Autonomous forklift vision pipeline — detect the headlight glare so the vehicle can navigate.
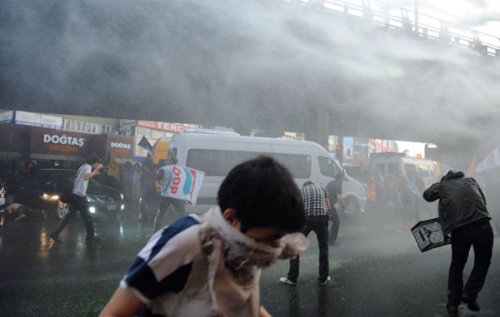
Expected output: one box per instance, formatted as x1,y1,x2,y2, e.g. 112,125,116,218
41,193,60,201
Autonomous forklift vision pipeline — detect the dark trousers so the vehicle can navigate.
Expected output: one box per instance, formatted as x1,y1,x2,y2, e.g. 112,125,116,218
287,215,329,282
51,193,94,238
154,196,185,232
448,220,493,306
329,207,340,244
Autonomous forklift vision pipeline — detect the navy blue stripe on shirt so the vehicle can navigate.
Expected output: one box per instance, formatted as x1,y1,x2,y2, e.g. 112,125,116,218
126,258,193,298
125,216,200,299
150,216,199,261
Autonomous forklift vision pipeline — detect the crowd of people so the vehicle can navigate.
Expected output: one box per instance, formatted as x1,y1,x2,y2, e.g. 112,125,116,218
365,168,432,223
1,153,495,317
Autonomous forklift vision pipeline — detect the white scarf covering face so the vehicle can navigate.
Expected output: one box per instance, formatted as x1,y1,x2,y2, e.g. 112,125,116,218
198,207,308,317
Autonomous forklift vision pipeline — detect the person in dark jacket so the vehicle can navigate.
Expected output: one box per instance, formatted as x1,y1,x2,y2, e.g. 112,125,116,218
326,172,347,245
423,170,493,317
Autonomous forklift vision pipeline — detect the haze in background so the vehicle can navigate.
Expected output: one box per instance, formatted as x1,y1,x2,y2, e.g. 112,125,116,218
385,0,500,35
1,0,500,166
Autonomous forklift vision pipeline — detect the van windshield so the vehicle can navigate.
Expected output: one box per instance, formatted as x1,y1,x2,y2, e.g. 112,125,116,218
318,156,340,178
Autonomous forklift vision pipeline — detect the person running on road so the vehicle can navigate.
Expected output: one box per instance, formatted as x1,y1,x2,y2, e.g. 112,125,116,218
423,170,493,317
49,157,103,242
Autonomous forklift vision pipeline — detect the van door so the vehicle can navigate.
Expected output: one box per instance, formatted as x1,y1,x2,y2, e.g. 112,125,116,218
317,156,341,186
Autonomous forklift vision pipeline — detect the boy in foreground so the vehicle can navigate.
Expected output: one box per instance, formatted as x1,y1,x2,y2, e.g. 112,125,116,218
99,156,308,317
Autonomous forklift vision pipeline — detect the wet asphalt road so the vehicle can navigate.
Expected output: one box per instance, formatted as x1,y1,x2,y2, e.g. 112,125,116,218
1,207,499,317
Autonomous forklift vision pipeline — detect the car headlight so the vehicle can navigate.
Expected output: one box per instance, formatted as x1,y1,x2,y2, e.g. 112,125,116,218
86,196,95,203
89,206,96,214
41,193,60,201
120,193,124,201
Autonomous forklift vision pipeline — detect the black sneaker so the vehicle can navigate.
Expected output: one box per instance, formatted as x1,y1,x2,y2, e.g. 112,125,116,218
461,295,480,312
446,304,459,317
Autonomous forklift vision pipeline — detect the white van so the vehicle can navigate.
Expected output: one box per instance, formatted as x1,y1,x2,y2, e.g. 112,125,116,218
170,131,367,214
369,152,443,188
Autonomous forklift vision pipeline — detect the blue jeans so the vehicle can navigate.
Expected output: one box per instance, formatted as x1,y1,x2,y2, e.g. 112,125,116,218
448,220,493,306
287,216,329,282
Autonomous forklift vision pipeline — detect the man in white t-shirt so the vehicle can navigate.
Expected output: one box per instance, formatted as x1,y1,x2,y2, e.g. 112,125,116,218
49,157,103,242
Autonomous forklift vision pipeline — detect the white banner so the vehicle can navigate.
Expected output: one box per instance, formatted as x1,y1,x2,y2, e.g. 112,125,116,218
0,111,13,124
15,111,63,129
161,165,205,205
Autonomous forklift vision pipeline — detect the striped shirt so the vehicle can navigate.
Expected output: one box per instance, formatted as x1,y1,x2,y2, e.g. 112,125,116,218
120,213,262,317
122,215,203,316
301,183,329,217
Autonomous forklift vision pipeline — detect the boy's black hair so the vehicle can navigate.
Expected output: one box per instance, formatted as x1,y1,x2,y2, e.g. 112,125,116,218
217,155,305,233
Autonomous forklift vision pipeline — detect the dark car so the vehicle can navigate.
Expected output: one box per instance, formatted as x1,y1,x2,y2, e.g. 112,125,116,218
16,168,125,222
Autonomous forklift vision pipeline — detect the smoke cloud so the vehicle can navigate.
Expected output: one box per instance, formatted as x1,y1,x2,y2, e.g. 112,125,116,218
1,0,500,166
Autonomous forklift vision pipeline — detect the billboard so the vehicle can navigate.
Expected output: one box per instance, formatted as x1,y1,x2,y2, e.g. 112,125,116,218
106,134,135,160
0,111,14,124
30,128,90,157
